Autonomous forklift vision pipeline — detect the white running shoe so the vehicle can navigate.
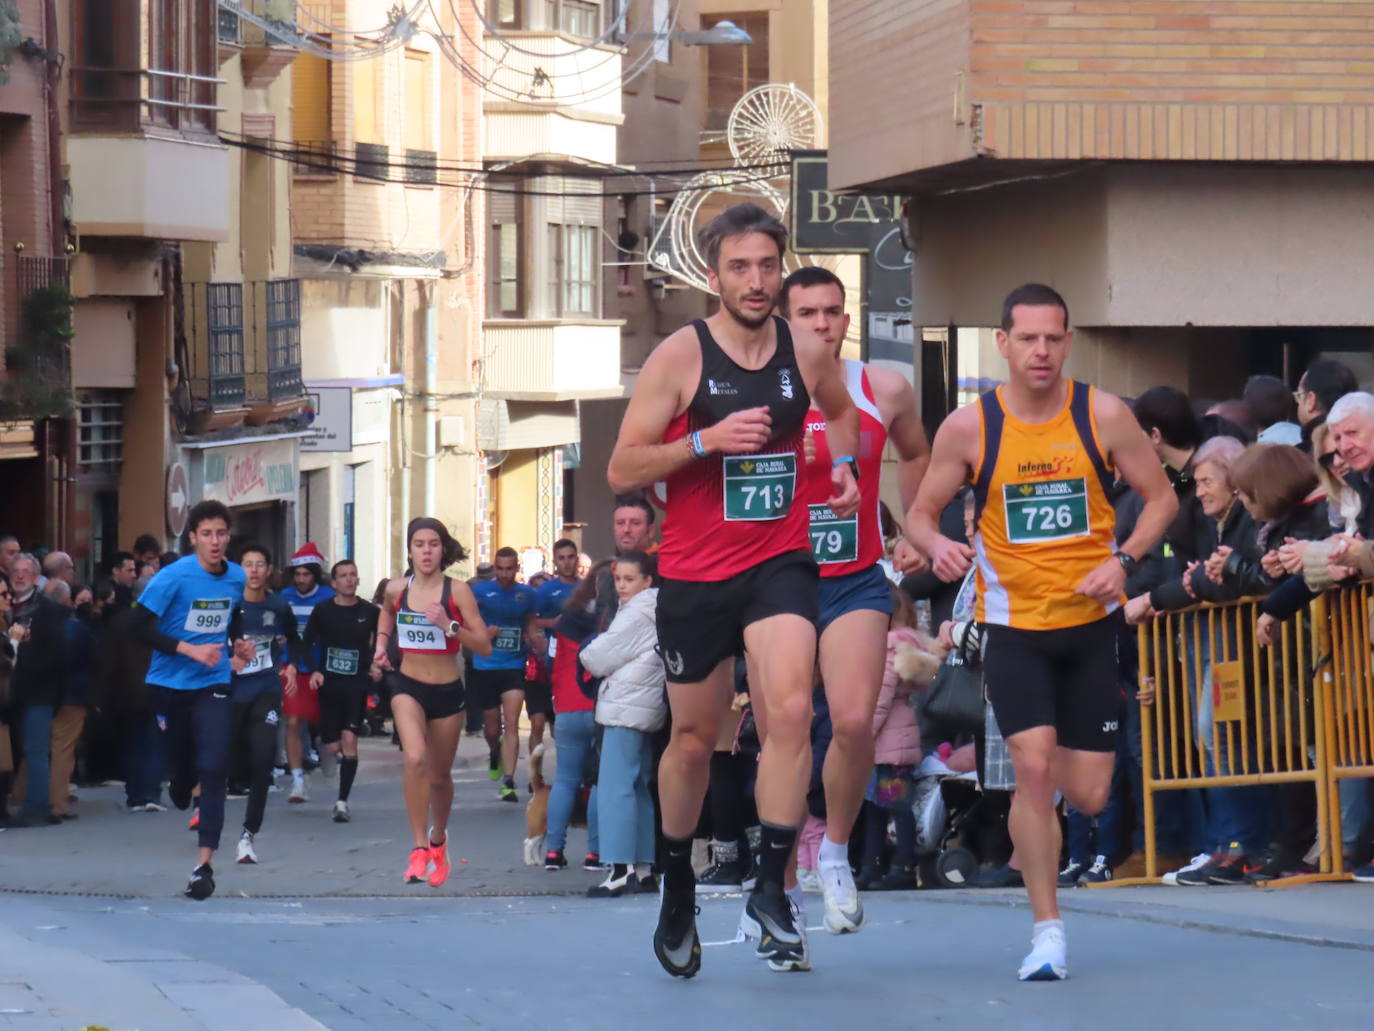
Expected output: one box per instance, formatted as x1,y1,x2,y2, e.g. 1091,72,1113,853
288,779,309,804
1162,852,1211,886
819,859,864,934
332,800,350,823
1018,925,1067,981
236,830,258,864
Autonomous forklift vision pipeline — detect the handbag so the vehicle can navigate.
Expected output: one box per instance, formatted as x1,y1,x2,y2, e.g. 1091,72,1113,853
921,628,984,733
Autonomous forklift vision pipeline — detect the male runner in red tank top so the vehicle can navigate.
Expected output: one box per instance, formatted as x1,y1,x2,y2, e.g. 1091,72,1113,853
609,204,860,978
778,267,930,935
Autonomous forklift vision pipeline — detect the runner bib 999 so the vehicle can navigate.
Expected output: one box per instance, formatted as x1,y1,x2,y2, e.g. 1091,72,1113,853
808,504,859,564
396,612,446,651
492,626,522,652
184,599,232,634
325,647,361,676
1002,478,1090,544
723,453,796,522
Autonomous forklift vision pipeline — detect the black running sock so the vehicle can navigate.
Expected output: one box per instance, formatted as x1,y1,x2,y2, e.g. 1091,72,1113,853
610,862,629,880
338,757,358,801
758,822,799,896
663,834,695,893
503,775,515,789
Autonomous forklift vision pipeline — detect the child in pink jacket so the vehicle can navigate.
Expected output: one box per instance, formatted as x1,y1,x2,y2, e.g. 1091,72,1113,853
856,591,940,891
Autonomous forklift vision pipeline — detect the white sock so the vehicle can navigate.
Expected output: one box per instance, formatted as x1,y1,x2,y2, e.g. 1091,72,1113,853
1032,919,1065,940
291,769,304,782
818,835,848,867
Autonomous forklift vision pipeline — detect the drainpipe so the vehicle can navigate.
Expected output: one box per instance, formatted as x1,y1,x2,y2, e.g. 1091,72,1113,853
423,281,438,517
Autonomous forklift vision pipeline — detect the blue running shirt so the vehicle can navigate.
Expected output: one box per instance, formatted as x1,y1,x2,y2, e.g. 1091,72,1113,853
138,555,247,690
471,580,536,671
534,577,581,654
229,593,299,702
280,583,336,672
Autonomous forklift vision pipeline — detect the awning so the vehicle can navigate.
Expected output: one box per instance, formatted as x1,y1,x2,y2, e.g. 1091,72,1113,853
477,399,580,451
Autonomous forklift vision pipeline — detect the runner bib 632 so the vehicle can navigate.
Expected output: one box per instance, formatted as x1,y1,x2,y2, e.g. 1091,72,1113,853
325,647,361,676
723,453,796,522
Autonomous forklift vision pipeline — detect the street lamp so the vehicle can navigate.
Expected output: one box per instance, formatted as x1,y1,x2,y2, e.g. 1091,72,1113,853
628,20,753,47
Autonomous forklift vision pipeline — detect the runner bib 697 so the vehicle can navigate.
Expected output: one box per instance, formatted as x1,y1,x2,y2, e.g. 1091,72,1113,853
492,626,522,652
1002,478,1090,544
325,647,361,676
396,612,446,651
723,453,796,522
808,504,859,564
184,598,231,634
241,637,273,675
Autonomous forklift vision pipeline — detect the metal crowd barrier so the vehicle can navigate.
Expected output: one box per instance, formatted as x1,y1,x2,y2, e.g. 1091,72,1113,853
1128,594,1342,885
1321,582,1374,877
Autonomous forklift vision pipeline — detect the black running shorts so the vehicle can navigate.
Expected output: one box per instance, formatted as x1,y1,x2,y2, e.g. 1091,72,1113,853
982,614,1123,753
318,678,370,744
657,548,819,685
389,672,465,721
467,667,526,712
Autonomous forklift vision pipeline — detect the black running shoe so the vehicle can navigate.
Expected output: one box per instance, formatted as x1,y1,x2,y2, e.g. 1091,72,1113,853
185,863,215,901
652,888,701,979
695,859,747,893
545,848,567,871
740,890,809,972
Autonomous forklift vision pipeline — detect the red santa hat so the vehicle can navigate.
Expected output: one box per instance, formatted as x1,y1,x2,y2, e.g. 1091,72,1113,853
289,542,327,568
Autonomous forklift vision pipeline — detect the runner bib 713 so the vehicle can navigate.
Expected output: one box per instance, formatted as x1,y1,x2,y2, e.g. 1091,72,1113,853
723,453,796,522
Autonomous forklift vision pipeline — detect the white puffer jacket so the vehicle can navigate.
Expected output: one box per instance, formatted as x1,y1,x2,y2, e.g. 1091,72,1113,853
579,588,667,733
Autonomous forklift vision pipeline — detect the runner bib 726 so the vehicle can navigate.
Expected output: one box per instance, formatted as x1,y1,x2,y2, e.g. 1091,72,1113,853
396,612,446,651
807,504,859,564
184,599,232,634
723,453,796,522
1002,478,1090,544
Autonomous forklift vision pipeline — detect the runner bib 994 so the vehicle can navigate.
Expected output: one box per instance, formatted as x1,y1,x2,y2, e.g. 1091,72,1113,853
808,504,859,564
396,612,446,651
184,599,232,633
723,454,796,521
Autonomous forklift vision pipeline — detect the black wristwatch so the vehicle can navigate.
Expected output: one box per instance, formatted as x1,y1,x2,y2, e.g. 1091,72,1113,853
1116,552,1139,575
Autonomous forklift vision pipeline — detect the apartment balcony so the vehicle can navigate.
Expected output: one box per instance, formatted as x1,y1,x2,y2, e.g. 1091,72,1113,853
482,35,622,165
184,278,305,429
481,320,624,401
68,65,230,241
217,0,299,87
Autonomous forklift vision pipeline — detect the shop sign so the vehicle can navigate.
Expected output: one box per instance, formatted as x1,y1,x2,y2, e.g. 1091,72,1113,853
301,385,354,453
203,438,297,507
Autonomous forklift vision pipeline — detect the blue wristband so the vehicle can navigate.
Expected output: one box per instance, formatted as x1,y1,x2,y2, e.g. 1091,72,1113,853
831,455,856,467
689,430,709,459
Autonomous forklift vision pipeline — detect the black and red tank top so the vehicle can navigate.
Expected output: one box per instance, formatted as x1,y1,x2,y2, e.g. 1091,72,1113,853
658,316,812,581
395,576,463,656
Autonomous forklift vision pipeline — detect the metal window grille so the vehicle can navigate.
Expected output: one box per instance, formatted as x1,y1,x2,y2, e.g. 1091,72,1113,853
206,282,246,407
354,141,390,182
291,139,338,177
265,278,303,401
217,8,240,43
78,391,126,471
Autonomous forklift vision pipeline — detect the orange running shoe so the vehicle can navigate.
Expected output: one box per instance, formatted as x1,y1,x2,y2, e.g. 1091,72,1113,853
404,846,430,884
428,838,451,888
187,809,200,830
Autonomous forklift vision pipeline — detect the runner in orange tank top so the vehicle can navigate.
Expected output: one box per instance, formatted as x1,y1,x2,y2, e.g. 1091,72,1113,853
906,284,1176,983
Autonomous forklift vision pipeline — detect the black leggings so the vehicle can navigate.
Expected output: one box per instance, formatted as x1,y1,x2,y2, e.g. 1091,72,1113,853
232,690,281,836
153,685,231,851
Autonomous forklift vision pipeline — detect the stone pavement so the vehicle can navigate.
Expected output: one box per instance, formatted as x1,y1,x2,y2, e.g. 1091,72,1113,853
2,731,1374,1029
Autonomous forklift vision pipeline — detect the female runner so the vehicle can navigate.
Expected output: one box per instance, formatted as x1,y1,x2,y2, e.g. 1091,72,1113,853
374,518,492,885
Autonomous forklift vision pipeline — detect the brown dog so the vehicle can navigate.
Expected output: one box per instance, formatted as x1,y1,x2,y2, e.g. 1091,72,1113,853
523,740,553,866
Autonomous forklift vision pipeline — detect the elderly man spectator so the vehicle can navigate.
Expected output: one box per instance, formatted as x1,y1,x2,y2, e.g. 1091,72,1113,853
4,554,67,827
42,551,75,588
1245,374,1302,445
1295,359,1359,452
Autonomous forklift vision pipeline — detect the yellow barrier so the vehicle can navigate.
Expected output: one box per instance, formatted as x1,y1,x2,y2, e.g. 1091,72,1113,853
1130,594,1341,885
1321,581,1374,877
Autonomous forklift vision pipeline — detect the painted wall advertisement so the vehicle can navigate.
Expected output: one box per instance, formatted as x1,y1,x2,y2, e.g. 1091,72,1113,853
201,438,297,507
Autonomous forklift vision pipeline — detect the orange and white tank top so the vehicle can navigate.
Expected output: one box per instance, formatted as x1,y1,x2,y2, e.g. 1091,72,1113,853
971,380,1118,631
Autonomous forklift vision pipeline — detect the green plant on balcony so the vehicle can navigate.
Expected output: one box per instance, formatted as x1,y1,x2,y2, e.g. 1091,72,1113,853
1,285,76,422
0,0,22,85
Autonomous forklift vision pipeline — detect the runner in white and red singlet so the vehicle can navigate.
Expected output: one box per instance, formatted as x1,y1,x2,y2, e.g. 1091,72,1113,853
778,266,929,936
609,203,861,979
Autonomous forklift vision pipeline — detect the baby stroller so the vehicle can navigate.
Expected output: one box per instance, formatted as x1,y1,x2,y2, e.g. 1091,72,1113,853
911,755,985,888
